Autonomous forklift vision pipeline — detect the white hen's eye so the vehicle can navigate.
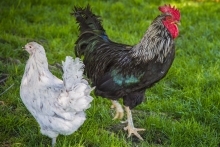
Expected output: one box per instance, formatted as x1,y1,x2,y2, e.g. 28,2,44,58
29,46,32,48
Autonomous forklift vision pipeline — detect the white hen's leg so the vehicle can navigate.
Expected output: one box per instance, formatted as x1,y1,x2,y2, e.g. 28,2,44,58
52,137,56,147
111,100,124,120
124,106,145,140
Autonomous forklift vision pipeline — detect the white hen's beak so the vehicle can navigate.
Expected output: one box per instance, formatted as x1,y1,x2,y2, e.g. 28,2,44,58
23,44,33,55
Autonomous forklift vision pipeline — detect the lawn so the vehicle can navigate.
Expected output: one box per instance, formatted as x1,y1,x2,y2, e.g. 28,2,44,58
0,0,220,146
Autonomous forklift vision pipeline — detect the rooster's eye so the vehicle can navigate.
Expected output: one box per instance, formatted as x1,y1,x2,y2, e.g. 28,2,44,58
166,16,172,20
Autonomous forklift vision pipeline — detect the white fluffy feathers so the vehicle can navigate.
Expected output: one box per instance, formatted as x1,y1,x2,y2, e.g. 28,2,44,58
20,42,93,146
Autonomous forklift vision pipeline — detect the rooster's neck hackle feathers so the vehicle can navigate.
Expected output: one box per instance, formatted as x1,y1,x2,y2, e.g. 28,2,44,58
131,15,174,63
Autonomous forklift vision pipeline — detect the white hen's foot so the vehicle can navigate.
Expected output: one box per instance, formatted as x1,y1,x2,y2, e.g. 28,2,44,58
111,100,124,120
124,106,145,140
52,137,56,147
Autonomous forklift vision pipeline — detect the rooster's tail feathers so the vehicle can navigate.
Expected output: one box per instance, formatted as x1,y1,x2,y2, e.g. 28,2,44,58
72,5,105,33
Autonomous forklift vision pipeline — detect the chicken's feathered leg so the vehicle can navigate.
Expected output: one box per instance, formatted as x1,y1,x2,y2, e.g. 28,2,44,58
124,106,145,140
52,137,56,147
111,100,124,120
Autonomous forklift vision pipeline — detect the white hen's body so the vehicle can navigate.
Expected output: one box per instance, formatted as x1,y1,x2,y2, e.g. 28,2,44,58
20,42,93,142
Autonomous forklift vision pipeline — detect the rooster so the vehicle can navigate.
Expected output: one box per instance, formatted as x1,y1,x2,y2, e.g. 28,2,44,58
73,4,181,140
20,42,93,146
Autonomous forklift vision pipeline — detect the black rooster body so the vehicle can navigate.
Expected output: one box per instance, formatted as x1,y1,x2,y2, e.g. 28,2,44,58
73,5,180,140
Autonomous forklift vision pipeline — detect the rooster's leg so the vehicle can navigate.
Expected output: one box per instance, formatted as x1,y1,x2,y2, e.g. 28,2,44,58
124,106,145,140
111,100,124,120
52,137,56,147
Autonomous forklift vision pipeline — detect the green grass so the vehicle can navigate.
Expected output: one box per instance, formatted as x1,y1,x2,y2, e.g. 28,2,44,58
1,0,220,146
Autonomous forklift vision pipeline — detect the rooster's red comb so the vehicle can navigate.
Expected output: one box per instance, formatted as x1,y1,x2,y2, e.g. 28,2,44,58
158,4,181,21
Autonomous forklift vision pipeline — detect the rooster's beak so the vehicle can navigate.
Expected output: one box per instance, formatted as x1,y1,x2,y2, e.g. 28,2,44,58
171,21,181,26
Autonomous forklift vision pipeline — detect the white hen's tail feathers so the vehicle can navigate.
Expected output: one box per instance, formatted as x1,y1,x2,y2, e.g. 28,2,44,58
62,56,84,90
59,56,93,112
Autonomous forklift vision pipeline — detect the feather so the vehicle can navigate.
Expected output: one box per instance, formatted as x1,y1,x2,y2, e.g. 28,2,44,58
72,5,179,107
73,4,180,140
62,56,85,90
20,42,93,146
72,5,105,33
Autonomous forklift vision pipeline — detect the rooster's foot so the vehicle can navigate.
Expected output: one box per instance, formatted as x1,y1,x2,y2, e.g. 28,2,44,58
124,125,145,140
111,100,124,120
124,106,145,140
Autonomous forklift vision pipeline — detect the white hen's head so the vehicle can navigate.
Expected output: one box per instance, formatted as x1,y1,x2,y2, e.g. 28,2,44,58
24,42,45,55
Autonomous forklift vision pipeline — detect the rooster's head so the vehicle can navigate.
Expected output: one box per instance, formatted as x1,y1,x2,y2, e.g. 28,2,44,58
158,4,180,22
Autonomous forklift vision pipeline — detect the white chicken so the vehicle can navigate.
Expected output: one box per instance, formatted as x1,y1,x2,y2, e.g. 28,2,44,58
20,42,93,147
